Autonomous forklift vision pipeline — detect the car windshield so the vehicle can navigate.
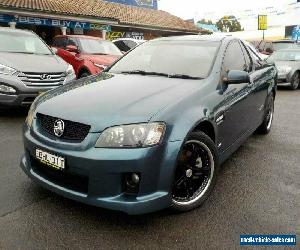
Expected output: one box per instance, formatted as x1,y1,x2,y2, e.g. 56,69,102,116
267,50,300,62
109,40,220,79
0,30,52,55
273,42,300,51
79,38,123,56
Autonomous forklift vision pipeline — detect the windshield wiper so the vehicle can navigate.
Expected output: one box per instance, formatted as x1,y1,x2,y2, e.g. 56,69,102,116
92,53,109,55
168,74,203,80
120,70,169,77
120,70,203,79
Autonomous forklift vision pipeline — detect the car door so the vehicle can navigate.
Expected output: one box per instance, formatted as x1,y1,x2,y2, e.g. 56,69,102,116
216,40,252,152
241,41,269,126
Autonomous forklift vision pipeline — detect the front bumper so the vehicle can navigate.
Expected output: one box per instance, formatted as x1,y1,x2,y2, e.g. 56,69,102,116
21,123,182,214
0,73,76,107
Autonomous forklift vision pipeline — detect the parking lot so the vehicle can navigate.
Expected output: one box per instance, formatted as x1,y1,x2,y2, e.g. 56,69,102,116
0,88,298,249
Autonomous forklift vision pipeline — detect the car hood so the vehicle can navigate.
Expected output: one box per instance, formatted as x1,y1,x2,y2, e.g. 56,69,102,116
274,61,300,69
0,52,68,73
80,54,120,66
35,73,201,132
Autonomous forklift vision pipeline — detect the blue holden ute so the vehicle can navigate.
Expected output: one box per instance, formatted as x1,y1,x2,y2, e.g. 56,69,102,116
20,35,277,214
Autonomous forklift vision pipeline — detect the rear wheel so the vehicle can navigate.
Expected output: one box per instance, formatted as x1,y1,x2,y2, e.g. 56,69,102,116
171,132,219,212
257,95,274,134
290,72,300,90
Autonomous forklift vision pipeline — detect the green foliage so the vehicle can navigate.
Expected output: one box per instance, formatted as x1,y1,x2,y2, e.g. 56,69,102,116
216,16,243,32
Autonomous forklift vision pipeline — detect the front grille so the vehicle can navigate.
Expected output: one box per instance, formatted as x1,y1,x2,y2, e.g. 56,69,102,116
18,72,66,87
37,113,91,142
30,156,89,194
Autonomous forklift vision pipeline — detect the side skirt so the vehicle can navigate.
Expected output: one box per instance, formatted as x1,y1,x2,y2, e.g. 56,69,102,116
218,123,261,164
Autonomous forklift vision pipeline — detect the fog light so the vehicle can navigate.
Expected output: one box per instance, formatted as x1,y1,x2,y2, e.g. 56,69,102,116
131,173,140,184
123,172,141,196
0,84,16,94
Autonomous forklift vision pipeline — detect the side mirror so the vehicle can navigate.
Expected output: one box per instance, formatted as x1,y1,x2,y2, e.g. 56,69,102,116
66,45,79,53
223,70,250,84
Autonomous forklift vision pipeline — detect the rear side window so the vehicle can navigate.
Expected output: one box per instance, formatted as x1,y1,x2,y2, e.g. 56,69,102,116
114,41,131,52
123,40,137,50
222,40,247,74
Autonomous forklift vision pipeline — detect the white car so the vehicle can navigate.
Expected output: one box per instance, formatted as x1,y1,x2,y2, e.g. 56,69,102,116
112,38,146,52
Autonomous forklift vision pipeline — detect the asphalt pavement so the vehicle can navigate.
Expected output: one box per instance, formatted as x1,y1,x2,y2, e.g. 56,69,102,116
0,89,299,250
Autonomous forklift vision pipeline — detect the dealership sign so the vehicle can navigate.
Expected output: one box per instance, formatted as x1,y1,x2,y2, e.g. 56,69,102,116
258,15,267,30
0,13,111,31
107,31,144,40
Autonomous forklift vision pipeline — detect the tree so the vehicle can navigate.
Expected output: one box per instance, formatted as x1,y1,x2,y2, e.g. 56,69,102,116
216,16,243,32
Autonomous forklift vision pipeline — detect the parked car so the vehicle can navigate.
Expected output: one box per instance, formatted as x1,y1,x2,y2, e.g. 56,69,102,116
112,38,146,52
244,40,268,60
52,35,122,78
257,39,300,55
0,28,75,108
267,49,300,90
21,35,277,215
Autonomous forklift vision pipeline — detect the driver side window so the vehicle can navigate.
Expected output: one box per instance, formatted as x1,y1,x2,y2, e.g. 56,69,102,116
222,40,247,76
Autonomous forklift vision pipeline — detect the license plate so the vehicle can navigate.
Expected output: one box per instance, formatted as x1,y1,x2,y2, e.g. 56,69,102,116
35,149,65,170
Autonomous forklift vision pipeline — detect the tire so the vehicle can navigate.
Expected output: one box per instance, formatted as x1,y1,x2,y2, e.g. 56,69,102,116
290,72,300,90
257,94,274,134
171,131,219,212
79,71,91,79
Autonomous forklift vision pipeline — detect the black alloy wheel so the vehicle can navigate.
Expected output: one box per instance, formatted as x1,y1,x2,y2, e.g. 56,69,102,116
257,94,274,134
171,132,219,212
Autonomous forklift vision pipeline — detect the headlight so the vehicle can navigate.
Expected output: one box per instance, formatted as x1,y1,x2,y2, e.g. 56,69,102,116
95,122,166,148
0,84,16,94
0,63,17,75
66,64,75,75
26,104,35,128
277,66,292,75
93,63,107,70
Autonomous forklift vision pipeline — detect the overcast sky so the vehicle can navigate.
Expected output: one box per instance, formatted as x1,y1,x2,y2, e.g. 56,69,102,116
158,0,297,19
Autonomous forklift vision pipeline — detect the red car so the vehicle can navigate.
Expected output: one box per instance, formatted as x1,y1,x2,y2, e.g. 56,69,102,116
52,35,122,78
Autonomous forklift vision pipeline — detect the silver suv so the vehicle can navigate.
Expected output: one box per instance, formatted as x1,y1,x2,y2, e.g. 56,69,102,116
0,28,76,107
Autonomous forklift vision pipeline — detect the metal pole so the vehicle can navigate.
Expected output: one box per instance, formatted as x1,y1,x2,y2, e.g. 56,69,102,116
263,30,265,40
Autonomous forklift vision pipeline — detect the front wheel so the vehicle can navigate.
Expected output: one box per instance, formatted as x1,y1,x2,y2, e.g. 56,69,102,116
257,95,274,134
79,71,91,79
171,132,219,212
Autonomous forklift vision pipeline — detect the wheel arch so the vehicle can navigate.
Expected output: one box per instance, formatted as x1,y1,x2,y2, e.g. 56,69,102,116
192,120,216,143
78,67,91,78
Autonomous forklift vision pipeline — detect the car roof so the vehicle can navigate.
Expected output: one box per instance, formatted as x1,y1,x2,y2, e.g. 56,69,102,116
0,27,34,35
54,35,104,40
154,34,232,42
